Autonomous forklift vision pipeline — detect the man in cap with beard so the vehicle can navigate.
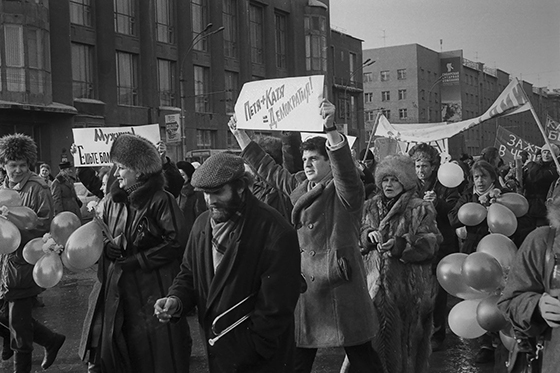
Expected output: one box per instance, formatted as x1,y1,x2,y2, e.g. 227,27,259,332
154,152,301,372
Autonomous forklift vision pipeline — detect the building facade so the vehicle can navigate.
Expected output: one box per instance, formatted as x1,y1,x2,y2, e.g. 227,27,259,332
0,0,366,170
363,44,558,158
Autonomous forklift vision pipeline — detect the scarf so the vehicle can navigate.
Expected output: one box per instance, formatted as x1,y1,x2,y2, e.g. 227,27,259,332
473,183,495,198
210,201,246,271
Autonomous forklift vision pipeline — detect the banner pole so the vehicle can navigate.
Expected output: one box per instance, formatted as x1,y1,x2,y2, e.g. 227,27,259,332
363,111,381,163
530,105,560,172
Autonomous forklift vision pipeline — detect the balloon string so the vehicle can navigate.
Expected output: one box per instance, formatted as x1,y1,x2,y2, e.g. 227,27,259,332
93,216,115,245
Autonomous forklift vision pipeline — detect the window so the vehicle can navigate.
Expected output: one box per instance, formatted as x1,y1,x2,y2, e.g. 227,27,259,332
116,51,138,105
156,0,174,43
28,28,47,94
420,68,425,80
399,108,408,119
420,89,425,100
193,65,210,112
4,25,25,92
114,0,136,36
363,72,373,82
191,0,208,52
157,59,176,106
196,129,216,148
337,97,349,120
222,0,237,58
397,69,406,80
224,71,238,113
72,43,94,99
366,111,376,121
398,89,406,100
380,70,389,82
364,92,373,103
349,53,357,82
304,15,327,73
381,91,390,101
70,0,92,26
382,109,391,120
226,132,240,149
249,3,264,64
275,12,287,69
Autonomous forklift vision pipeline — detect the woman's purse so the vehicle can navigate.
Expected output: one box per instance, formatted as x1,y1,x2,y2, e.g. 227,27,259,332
132,216,163,250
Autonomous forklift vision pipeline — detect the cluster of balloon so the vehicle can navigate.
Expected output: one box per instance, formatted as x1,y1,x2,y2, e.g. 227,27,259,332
439,193,529,343
23,212,104,289
0,189,39,255
437,162,464,188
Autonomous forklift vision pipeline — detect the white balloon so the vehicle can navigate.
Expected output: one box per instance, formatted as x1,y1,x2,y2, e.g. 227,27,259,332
437,162,465,188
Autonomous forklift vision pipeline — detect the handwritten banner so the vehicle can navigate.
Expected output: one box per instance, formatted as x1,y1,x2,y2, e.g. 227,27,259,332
494,125,538,165
235,75,324,132
545,115,560,145
71,124,161,167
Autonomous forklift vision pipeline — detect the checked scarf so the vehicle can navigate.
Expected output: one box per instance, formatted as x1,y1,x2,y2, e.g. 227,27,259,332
210,207,245,271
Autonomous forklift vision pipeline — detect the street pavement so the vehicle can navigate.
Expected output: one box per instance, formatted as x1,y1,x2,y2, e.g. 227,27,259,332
0,266,498,373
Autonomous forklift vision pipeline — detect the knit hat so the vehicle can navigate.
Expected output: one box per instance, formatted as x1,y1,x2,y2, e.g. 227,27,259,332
375,154,417,191
359,148,375,161
110,133,162,175
541,143,560,156
176,161,196,179
191,152,245,192
0,133,37,166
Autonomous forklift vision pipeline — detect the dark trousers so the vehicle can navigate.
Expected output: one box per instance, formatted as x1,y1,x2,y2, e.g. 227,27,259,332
0,297,34,353
432,283,447,342
295,342,384,373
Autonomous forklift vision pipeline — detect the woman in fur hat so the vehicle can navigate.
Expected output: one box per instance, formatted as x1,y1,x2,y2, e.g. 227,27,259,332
79,133,191,373
360,154,442,373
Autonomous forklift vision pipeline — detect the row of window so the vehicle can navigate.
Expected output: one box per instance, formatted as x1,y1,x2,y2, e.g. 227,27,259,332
365,108,407,121
364,89,408,103
363,68,407,83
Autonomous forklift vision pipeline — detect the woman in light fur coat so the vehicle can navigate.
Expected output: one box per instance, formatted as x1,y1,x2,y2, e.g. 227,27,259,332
360,154,442,373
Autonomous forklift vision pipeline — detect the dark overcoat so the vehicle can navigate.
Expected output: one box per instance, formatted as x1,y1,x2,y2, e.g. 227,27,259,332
79,175,191,373
51,172,82,220
168,192,301,372
242,138,377,348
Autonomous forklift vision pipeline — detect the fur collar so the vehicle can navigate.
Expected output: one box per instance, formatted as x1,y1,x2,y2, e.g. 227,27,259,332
110,172,165,209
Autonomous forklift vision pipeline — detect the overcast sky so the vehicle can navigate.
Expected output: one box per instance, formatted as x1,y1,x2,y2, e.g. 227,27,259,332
330,0,560,89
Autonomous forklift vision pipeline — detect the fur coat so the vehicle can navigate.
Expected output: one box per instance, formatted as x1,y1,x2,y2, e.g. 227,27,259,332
361,189,442,373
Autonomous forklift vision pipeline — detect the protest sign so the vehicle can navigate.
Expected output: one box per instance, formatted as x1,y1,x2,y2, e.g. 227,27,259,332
545,115,560,145
165,114,182,143
494,125,538,165
300,132,357,149
235,75,324,132
71,124,161,167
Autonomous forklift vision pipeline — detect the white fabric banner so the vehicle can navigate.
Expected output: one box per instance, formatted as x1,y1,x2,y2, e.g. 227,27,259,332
71,124,161,167
235,75,325,132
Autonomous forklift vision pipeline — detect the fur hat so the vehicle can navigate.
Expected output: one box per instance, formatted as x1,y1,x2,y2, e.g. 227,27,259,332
375,154,417,191
0,133,37,166
191,152,245,192
110,134,162,175
541,143,559,157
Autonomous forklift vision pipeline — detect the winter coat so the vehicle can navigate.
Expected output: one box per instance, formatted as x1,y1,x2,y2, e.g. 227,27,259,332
523,160,558,222
498,226,560,373
51,172,82,221
242,138,377,348
251,174,293,222
416,176,459,259
168,191,301,373
0,173,53,300
79,173,191,373
360,189,441,373
176,182,207,235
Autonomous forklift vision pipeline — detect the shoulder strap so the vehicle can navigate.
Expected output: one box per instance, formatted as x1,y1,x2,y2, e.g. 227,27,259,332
544,227,560,292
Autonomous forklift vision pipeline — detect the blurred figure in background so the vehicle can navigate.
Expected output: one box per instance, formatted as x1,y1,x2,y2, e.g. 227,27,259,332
51,160,82,221
176,160,206,235
38,163,53,188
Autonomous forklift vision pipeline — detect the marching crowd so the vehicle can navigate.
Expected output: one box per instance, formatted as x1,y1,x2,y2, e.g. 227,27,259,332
1,99,560,373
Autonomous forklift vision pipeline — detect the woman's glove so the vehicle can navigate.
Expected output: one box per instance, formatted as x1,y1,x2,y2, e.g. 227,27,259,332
105,242,123,260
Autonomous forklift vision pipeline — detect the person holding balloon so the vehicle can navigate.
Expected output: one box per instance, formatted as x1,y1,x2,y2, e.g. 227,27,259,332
498,195,560,373
360,154,442,373
79,133,191,373
409,143,460,352
0,133,66,372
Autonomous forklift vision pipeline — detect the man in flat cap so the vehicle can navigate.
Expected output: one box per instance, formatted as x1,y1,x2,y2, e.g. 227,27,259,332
228,99,383,372
155,152,301,372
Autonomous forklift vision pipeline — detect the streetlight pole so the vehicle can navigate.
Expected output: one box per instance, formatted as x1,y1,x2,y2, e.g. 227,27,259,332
344,59,375,134
428,75,444,122
179,23,225,159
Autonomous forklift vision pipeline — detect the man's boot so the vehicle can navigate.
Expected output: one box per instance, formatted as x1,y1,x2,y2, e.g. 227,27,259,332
32,319,66,369
0,325,13,360
13,351,32,373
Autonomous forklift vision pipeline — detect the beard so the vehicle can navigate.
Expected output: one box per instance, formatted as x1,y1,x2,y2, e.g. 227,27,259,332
208,190,244,223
